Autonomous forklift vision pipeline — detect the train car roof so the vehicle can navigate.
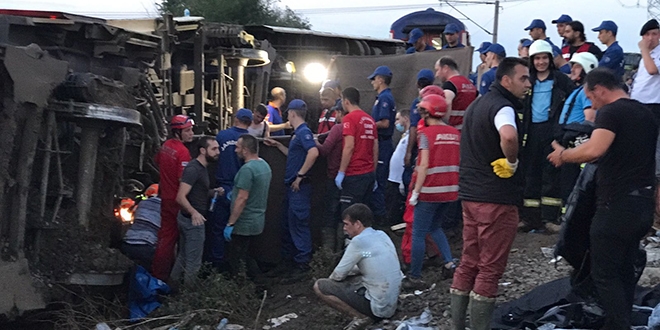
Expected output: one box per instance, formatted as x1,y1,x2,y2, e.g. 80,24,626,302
390,8,466,40
246,25,406,45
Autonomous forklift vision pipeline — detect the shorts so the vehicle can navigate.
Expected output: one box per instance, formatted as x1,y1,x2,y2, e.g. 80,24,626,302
316,277,376,319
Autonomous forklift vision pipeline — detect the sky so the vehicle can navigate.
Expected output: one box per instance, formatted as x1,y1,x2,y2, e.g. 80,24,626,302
0,0,652,66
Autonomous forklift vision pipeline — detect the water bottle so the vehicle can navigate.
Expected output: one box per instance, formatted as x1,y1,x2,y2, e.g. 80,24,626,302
184,8,190,17
209,191,219,212
215,318,228,330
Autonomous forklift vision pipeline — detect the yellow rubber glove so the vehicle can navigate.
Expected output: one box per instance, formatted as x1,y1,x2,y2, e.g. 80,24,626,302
490,158,519,179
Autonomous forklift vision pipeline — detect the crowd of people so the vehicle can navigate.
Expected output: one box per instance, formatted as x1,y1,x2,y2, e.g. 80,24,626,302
117,14,660,330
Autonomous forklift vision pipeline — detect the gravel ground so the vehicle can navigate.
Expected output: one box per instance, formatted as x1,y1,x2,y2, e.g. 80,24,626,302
261,231,571,330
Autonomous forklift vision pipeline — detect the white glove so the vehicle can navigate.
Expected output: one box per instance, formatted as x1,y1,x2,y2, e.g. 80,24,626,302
399,183,405,196
409,191,419,206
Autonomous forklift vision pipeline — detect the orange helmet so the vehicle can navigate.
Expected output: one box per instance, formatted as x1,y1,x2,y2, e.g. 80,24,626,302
145,184,159,197
419,85,444,99
419,94,447,118
120,198,135,208
170,115,194,129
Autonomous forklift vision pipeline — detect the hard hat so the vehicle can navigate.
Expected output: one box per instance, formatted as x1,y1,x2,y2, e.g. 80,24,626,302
145,184,159,197
418,94,447,118
420,85,444,99
120,198,135,208
528,40,553,58
170,115,194,129
569,52,599,74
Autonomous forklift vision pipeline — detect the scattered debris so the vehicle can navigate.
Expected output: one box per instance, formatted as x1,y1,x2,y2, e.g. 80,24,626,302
263,313,298,329
394,307,436,330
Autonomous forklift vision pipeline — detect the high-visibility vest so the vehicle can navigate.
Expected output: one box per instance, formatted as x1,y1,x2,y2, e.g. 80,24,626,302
447,75,478,131
417,124,461,202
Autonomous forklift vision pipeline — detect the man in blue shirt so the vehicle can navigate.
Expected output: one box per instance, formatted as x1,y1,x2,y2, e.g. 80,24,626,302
369,66,396,222
264,99,319,277
479,43,506,95
526,19,571,74
266,87,291,136
592,20,625,79
406,28,435,54
206,108,253,268
443,23,465,49
551,14,573,47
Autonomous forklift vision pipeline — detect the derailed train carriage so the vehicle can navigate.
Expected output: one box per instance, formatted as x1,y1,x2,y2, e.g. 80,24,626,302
0,7,474,317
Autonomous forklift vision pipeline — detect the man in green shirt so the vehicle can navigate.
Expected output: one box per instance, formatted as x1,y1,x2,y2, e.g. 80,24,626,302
224,134,272,278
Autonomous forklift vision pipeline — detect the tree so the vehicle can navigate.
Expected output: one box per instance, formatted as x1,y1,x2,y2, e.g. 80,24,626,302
157,0,311,29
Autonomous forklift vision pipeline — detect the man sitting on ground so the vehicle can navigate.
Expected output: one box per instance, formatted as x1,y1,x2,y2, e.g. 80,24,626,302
313,203,402,330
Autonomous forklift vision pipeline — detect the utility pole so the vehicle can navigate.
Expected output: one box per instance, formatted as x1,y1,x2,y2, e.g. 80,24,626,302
492,0,500,43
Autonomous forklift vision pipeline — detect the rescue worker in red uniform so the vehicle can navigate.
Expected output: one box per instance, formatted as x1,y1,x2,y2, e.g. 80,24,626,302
403,94,460,290
435,56,478,131
151,115,194,281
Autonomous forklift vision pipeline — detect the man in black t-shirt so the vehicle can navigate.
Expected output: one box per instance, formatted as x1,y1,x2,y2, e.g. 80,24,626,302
548,68,657,330
171,136,221,285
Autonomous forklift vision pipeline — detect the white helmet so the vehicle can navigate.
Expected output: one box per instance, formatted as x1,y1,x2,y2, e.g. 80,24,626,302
528,40,553,57
569,52,599,74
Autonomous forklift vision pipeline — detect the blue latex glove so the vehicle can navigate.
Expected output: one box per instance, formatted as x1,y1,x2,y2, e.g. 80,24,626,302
226,190,232,201
335,171,345,189
224,226,234,242
373,180,378,191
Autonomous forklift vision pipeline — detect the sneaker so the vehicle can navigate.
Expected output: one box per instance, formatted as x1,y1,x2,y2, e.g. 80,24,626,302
545,222,563,234
343,316,373,330
402,276,429,291
442,261,457,279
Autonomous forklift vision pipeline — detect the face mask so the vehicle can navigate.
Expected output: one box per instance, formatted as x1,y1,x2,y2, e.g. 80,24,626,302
395,123,405,133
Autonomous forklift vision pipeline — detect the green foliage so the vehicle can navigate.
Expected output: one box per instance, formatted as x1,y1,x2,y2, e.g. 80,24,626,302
157,0,311,29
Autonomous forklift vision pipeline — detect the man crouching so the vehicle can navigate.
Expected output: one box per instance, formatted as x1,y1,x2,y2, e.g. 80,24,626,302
313,203,402,330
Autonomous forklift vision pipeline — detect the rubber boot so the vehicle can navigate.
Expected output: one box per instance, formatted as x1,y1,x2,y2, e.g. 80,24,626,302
450,288,470,330
321,227,336,252
469,291,496,330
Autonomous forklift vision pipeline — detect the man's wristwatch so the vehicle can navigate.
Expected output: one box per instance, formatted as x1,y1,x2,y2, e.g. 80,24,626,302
297,173,306,178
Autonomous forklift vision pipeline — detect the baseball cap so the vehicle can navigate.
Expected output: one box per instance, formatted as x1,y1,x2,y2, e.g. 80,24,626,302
287,99,308,111
592,20,618,35
322,79,341,90
522,39,533,48
417,69,435,82
444,23,460,34
640,19,659,36
408,28,424,44
551,14,573,24
525,19,547,31
236,108,253,121
476,41,492,54
486,43,506,57
368,66,393,80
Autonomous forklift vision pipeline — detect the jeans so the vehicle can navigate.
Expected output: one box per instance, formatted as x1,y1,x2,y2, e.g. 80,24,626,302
281,183,313,265
323,178,341,228
591,193,653,330
170,212,206,284
151,199,180,281
452,201,518,297
385,180,405,226
410,201,453,278
204,189,230,265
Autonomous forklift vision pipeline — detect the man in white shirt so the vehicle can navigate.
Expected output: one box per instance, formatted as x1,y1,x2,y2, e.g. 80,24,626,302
386,110,410,226
313,203,402,330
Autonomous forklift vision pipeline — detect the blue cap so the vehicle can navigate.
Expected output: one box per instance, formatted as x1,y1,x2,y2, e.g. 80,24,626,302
236,108,253,121
322,79,341,89
521,39,533,48
444,23,460,34
287,99,307,111
368,66,393,80
476,41,492,54
592,20,618,35
486,43,506,57
408,28,424,44
524,19,546,31
417,69,435,82
551,14,573,24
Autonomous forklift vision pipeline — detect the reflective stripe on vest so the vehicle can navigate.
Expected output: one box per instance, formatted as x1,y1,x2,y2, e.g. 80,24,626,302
541,197,563,207
420,185,459,194
523,199,541,207
427,165,460,175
